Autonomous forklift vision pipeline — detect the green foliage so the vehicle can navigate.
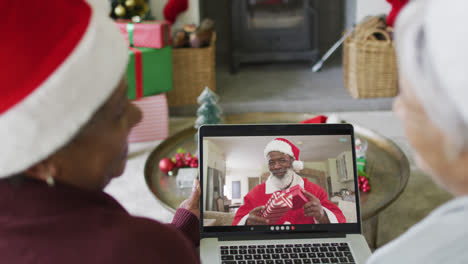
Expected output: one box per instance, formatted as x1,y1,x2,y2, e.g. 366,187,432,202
176,148,186,154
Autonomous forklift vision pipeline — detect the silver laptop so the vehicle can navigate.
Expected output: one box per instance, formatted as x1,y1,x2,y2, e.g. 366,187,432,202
199,124,371,264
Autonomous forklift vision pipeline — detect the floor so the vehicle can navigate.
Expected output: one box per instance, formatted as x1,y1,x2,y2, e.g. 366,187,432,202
169,60,394,116
169,62,454,249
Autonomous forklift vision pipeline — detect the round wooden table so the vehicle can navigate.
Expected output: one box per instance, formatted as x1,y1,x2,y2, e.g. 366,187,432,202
144,113,410,249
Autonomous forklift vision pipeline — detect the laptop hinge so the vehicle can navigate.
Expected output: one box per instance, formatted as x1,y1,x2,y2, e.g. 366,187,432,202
218,233,345,241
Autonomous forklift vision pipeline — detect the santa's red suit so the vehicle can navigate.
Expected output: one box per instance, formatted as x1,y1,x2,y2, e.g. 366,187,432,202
232,173,346,225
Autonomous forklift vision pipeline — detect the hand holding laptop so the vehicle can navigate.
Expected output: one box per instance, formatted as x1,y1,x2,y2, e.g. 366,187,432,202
178,179,201,219
303,191,330,224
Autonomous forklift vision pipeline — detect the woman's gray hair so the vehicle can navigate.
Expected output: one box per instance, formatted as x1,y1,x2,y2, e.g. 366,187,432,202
395,0,468,159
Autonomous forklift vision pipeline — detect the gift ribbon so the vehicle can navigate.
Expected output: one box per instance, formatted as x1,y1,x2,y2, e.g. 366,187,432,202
129,47,143,99
126,23,135,47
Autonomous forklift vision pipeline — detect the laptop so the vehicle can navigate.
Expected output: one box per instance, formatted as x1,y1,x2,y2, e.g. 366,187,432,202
199,124,371,264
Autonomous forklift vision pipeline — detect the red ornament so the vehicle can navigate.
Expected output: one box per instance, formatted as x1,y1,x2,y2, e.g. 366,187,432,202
358,174,371,193
189,158,198,168
159,158,175,174
174,159,185,169
185,152,193,166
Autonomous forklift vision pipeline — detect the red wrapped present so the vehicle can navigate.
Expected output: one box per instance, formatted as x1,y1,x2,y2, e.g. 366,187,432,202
128,94,169,143
116,21,171,49
284,185,309,210
261,185,310,224
262,192,293,224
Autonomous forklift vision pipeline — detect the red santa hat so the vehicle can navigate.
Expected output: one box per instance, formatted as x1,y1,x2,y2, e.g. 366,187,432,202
0,0,128,178
264,138,304,172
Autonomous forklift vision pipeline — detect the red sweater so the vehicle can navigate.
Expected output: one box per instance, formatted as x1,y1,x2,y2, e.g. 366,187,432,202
0,178,200,264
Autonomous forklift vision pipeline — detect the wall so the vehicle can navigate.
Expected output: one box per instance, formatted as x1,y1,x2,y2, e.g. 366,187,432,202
304,161,327,172
346,0,391,27
202,140,226,209
225,167,264,204
356,0,391,22
149,0,200,29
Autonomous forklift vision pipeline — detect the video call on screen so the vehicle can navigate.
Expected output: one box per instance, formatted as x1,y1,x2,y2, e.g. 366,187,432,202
202,135,358,227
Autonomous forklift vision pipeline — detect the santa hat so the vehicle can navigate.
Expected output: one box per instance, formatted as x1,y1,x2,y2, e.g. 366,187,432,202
395,0,468,153
264,138,304,172
0,0,128,178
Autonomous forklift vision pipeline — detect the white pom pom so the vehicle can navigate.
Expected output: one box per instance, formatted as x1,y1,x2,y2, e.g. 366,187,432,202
326,114,342,124
292,160,304,172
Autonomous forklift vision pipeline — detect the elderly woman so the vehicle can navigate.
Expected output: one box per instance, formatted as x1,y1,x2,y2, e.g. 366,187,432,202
0,1,200,263
367,0,468,263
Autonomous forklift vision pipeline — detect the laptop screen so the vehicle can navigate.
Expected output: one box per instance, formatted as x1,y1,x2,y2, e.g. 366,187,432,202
199,124,361,236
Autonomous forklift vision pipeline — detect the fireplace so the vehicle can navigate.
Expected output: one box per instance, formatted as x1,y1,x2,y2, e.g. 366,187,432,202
230,0,319,72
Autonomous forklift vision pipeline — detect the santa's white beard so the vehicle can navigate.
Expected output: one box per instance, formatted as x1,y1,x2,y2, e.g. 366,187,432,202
269,169,295,190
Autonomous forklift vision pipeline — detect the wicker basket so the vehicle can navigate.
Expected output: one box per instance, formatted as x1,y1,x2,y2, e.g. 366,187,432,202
167,33,216,106
343,20,398,98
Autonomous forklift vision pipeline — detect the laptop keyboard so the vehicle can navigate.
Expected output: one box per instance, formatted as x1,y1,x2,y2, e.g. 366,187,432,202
220,242,355,264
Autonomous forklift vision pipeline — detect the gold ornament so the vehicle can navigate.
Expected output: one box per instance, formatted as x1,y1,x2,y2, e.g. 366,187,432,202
114,4,126,17
142,2,149,14
125,0,136,8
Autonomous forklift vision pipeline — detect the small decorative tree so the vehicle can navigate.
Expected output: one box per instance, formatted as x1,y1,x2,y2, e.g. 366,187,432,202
195,87,223,131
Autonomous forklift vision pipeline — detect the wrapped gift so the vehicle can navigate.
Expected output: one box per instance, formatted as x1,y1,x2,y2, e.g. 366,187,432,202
116,21,171,49
127,46,173,99
262,192,293,224
261,185,309,224
128,94,169,143
284,185,309,210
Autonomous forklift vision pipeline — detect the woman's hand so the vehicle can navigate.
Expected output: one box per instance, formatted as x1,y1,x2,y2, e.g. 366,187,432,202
179,179,201,219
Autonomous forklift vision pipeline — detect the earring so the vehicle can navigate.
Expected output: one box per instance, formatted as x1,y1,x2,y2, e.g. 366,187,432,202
46,175,55,187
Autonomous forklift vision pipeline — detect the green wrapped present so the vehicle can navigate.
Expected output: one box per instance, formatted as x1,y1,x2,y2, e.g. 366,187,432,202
356,157,367,173
127,46,173,100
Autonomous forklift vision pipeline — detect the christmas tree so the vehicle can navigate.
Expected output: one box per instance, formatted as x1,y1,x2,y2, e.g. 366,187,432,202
195,87,223,130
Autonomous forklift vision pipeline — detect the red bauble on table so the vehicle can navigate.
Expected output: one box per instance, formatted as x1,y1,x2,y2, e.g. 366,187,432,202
358,175,371,193
159,158,175,174
159,150,198,175
189,157,198,168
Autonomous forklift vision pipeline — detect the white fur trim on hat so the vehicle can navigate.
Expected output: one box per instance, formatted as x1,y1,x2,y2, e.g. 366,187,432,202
264,140,294,159
264,139,304,172
0,5,128,178
292,160,304,172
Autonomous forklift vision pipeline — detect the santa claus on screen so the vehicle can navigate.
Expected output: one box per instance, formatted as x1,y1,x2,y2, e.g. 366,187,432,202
232,138,346,226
